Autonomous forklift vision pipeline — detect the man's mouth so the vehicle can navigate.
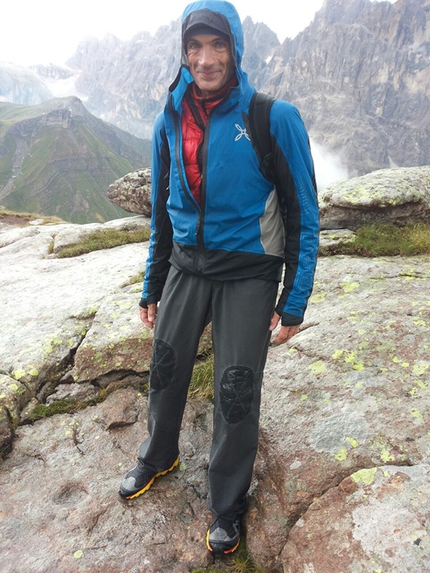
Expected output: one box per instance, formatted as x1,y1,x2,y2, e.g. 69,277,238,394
197,70,221,81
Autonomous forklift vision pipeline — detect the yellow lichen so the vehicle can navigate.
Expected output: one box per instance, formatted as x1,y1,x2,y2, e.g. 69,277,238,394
310,360,327,375
351,467,377,485
335,447,348,461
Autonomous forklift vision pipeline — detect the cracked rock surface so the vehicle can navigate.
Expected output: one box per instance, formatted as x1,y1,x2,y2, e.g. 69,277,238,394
248,255,430,572
1,217,430,572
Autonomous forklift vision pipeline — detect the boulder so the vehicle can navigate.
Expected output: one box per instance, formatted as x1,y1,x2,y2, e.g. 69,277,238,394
319,166,430,229
105,165,430,230
107,168,152,216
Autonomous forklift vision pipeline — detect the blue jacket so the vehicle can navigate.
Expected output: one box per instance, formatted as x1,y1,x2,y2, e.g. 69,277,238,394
141,0,319,326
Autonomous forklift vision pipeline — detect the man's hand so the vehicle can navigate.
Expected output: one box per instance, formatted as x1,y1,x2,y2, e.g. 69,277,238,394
140,303,158,329
269,312,300,345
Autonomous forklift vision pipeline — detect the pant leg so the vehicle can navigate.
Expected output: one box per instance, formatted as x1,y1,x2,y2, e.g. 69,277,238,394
138,267,212,472
207,278,279,517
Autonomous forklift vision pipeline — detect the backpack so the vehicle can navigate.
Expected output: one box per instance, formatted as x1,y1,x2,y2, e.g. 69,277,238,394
248,91,276,184
248,91,286,213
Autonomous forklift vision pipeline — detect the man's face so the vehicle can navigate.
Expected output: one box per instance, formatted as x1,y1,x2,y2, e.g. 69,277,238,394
186,33,233,97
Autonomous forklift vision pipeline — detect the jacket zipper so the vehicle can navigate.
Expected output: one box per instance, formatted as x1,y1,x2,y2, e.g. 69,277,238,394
170,87,234,270
169,95,201,213
197,90,233,251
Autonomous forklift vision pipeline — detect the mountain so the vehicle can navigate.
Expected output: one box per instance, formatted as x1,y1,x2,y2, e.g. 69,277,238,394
2,0,429,177
260,0,430,175
0,62,54,105
57,0,430,175
62,19,280,140
65,25,183,139
0,97,151,224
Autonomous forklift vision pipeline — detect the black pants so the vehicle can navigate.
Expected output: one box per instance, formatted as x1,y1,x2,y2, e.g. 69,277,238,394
138,266,278,517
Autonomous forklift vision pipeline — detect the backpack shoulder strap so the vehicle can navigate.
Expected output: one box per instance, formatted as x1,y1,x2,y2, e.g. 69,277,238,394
248,91,276,183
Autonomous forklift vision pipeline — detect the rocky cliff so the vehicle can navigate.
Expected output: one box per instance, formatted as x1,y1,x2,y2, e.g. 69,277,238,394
261,0,430,175
67,25,184,139
0,97,151,223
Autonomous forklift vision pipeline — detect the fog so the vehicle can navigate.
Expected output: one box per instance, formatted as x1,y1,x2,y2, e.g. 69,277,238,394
311,140,349,190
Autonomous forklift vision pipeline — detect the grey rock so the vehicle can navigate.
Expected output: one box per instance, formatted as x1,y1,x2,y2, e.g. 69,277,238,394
0,389,213,573
0,217,149,447
282,464,430,573
46,382,99,406
0,373,33,452
107,168,152,216
261,0,430,175
319,166,430,229
69,289,153,383
319,229,355,248
247,254,430,571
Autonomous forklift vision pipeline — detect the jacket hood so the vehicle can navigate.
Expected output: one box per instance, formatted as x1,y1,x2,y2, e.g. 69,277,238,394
181,1,244,68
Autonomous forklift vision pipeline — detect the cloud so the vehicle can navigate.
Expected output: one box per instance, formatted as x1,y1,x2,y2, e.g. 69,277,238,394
311,140,349,190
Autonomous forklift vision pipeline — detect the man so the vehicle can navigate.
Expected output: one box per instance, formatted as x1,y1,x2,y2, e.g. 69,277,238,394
119,0,319,556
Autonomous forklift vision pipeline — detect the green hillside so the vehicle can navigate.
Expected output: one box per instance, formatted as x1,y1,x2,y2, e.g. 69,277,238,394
0,97,151,224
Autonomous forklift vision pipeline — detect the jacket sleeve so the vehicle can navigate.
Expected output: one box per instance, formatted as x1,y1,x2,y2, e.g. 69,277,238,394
139,112,172,308
270,100,320,326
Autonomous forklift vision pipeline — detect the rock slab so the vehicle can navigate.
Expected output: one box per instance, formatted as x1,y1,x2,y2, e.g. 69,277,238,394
319,166,430,229
1,217,430,572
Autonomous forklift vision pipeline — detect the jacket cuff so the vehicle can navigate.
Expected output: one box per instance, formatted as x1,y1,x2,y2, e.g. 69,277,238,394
280,312,303,327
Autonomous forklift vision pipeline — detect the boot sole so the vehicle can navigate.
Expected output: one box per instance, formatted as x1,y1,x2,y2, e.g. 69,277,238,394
122,457,179,500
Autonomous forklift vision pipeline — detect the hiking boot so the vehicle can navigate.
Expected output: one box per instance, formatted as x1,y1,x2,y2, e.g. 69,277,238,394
206,514,241,555
119,457,179,499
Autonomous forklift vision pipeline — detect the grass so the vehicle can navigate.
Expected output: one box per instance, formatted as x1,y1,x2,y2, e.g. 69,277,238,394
0,207,64,225
319,223,430,257
124,270,146,287
188,353,215,401
0,99,147,224
54,222,428,259
192,539,267,573
55,227,151,258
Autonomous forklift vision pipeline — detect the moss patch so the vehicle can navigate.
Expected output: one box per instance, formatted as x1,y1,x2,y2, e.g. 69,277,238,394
320,223,430,257
55,227,150,258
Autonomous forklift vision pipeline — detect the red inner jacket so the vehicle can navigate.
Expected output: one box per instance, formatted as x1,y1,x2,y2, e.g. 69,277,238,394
181,76,237,204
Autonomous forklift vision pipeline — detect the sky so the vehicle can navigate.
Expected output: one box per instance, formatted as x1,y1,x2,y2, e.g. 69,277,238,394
2,0,328,67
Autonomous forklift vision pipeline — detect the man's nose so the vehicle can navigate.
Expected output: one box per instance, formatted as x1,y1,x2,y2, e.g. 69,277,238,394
198,46,216,66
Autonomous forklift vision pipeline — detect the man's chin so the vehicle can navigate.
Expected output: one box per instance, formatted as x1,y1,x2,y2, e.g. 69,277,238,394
195,80,225,96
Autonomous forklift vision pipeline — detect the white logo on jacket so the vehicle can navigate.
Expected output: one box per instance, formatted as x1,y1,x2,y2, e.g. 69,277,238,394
235,124,250,141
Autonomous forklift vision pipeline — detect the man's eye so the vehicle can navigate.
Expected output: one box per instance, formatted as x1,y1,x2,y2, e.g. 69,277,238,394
215,41,228,50
187,42,199,51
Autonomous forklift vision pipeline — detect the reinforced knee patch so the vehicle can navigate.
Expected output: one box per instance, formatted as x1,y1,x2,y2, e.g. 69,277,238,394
150,339,176,390
220,366,254,424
